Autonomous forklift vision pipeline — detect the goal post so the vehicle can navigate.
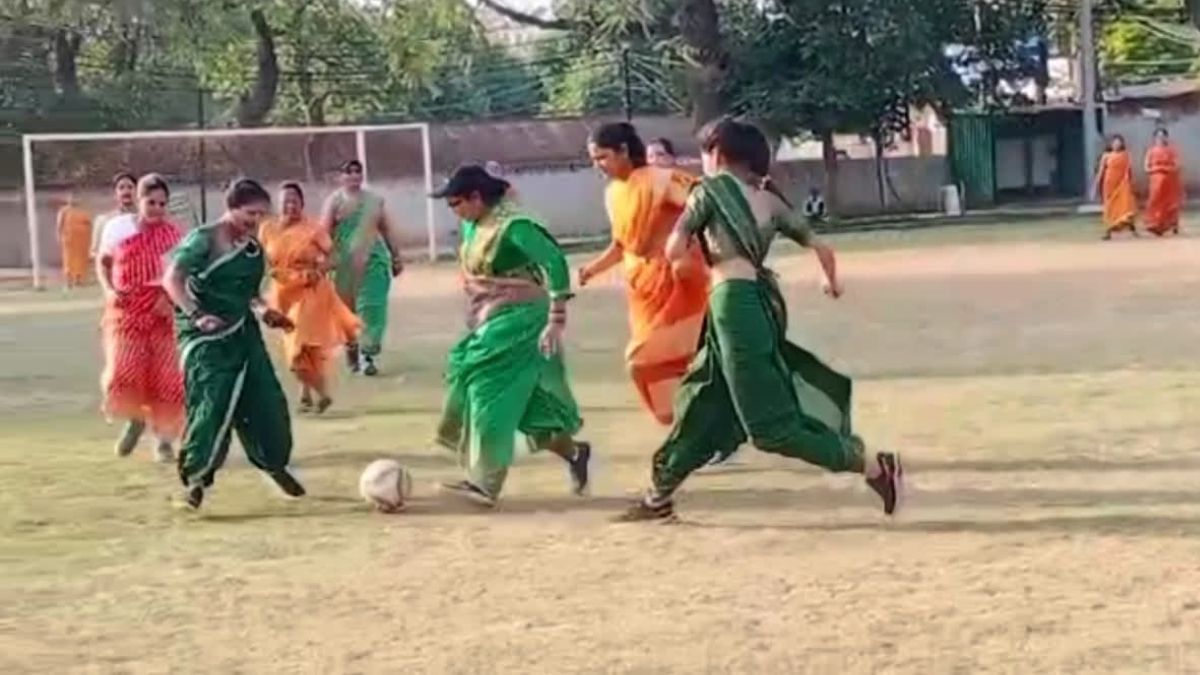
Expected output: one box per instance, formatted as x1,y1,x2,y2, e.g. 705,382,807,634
19,122,436,289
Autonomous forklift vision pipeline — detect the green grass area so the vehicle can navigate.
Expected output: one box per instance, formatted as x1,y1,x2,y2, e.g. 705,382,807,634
3,218,1200,673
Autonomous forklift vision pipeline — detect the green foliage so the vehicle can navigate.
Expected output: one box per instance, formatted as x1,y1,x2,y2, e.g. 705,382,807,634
1102,1,1199,83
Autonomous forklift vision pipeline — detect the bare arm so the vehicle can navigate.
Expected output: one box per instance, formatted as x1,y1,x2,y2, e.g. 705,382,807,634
578,240,623,286
319,192,339,233
664,214,692,263
56,210,66,244
162,259,199,317
96,254,117,296
376,206,404,275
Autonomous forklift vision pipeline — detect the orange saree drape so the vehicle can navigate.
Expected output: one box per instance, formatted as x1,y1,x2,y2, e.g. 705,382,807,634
260,217,361,391
58,205,93,285
1145,145,1184,236
1100,150,1138,234
605,167,710,425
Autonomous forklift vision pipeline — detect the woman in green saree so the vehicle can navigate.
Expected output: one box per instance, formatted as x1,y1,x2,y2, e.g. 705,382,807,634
164,178,305,511
618,119,904,522
431,165,591,508
320,159,404,377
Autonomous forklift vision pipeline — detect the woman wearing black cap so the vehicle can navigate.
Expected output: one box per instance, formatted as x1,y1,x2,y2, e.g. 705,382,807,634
430,165,591,507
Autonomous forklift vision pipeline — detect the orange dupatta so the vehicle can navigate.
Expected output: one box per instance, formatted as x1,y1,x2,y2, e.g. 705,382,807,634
605,166,710,425
1145,145,1184,236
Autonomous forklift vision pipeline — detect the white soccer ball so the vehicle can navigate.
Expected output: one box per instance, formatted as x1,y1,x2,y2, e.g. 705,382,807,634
359,459,413,513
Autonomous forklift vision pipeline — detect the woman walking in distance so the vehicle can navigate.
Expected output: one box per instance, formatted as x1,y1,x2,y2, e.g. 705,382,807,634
260,182,361,414
320,159,404,376
580,123,709,426
617,119,903,522
1144,128,1184,237
56,191,93,288
91,172,137,259
96,174,185,462
163,178,304,511
431,165,591,508
1094,134,1139,240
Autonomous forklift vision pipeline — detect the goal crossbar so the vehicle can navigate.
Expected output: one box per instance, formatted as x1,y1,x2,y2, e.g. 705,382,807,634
21,122,437,288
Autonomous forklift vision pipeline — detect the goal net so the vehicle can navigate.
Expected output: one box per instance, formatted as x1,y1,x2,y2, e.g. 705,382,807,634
14,123,435,289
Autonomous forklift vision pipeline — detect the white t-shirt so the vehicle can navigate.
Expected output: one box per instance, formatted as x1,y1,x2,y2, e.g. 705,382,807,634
97,214,138,257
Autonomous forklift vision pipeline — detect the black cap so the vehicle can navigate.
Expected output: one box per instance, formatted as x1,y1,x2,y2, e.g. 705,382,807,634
431,164,510,199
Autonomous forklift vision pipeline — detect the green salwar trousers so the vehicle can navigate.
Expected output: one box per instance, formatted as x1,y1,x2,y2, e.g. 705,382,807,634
178,319,293,489
652,279,864,496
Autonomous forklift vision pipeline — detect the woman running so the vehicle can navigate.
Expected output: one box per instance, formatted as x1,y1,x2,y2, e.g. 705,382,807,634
320,159,404,376
260,182,361,414
1144,128,1184,237
91,172,137,259
164,178,304,511
431,165,591,508
1094,134,1139,240
581,123,709,426
617,119,903,522
96,174,185,462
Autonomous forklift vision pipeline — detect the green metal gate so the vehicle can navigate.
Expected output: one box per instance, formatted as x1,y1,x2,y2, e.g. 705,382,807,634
949,113,996,208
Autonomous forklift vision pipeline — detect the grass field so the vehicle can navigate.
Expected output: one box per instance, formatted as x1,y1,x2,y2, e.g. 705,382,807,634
4,216,1200,674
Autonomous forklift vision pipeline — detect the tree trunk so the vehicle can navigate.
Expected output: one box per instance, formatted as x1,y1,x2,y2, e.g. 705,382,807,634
52,29,82,101
1189,0,1200,29
873,134,888,211
678,0,726,129
235,9,279,127
820,129,840,219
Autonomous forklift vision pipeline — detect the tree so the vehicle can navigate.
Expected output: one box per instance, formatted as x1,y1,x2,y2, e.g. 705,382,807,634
725,0,1045,215
473,0,726,127
1101,0,1199,84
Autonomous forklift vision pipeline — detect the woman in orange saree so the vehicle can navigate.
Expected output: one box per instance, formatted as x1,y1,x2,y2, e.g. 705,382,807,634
581,123,709,426
56,193,92,287
1144,128,1184,237
1094,135,1139,240
261,182,361,413
97,174,185,461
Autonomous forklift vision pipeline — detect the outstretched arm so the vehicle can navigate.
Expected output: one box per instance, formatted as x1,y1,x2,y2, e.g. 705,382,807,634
578,240,623,287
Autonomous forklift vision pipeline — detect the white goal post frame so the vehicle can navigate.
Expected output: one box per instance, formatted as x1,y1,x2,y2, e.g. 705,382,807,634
21,122,437,289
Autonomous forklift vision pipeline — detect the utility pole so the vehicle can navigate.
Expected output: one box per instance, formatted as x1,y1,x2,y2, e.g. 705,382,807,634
621,46,633,122
197,87,208,224
1079,0,1101,199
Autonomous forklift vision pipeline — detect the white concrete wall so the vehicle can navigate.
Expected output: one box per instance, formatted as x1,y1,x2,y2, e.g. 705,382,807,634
1,155,948,269
1104,112,1200,193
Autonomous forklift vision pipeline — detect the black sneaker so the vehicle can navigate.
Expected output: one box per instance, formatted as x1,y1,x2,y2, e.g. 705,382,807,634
362,354,379,377
865,452,903,516
613,494,676,523
316,396,333,415
183,484,204,511
115,419,146,457
440,480,496,508
346,343,361,373
297,395,314,414
567,442,592,496
269,469,307,499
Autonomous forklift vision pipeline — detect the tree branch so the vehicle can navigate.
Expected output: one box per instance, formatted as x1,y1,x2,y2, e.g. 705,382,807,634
474,0,573,30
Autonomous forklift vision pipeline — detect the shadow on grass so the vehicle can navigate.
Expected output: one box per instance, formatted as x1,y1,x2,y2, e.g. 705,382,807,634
911,457,1200,473
681,513,1200,537
673,485,1200,511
